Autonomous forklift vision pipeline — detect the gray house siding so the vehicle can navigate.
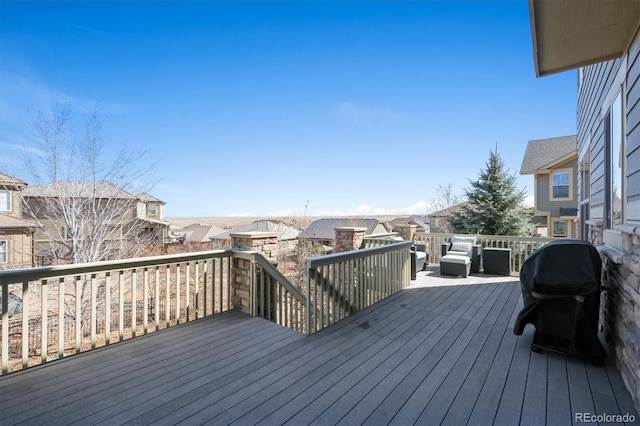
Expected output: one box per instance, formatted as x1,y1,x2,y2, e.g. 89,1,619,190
628,33,640,209
534,158,578,216
577,29,640,410
578,59,622,219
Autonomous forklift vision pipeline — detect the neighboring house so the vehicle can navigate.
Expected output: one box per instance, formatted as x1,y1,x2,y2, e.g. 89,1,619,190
210,220,300,258
21,181,170,263
530,0,640,409
520,135,578,238
427,203,467,234
389,215,430,233
301,218,391,248
175,224,227,251
0,172,37,269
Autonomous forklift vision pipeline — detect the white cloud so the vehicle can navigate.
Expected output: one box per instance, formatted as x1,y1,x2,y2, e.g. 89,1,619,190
523,194,534,208
314,200,428,217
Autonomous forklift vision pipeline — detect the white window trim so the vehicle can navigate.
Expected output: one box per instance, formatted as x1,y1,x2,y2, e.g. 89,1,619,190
0,189,11,212
549,168,574,201
552,220,568,238
599,55,627,232
0,239,8,263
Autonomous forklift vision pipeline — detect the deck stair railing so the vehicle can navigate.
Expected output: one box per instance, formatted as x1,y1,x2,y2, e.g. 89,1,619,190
305,241,412,334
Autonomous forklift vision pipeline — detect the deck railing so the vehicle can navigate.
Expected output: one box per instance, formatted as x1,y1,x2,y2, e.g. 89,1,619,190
1,242,411,374
0,250,233,375
305,241,412,334
414,232,557,272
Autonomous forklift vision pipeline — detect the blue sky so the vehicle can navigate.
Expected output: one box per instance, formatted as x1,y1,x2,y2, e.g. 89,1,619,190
0,1,577,217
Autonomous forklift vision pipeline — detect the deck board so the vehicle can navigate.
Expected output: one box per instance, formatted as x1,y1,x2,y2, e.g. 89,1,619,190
0,276,637,426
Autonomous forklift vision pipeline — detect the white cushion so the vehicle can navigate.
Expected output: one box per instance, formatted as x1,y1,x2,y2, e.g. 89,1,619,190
441,254,471,265
452,235,477,245
449,241,472,253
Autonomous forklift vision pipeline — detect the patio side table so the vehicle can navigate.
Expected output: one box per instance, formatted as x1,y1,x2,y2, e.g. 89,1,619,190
482,247,511,275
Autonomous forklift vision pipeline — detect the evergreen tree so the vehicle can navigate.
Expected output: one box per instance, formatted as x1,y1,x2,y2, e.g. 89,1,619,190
449,148,530,236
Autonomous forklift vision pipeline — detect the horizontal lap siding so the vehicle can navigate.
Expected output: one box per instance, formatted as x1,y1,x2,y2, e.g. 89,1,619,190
578,59,621,219
627,30,640,206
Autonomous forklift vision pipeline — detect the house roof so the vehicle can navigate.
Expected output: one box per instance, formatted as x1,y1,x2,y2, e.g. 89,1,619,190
22,181,163,204
132,191,165,204
530,0,640,77
520,135,577,175
178,224,227,243
211,220,300,241
428,202,468,218
388,215,430,231
0,172,27,188
301,218,386,240
0,213,38,229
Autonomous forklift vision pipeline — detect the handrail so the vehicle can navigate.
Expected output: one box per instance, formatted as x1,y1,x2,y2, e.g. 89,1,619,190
305,241,411,334
0,250,229,284
306,241,413,268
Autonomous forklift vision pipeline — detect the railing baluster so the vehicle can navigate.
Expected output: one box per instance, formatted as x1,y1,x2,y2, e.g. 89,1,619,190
165,265,170,328
119,271,124,342
131,269,137,338
90,274,97,349
2,280,9,374
154,266,160,330
58,277,65,358
41,280,48,364
105,273,111,346
22,280,29,369
74,276,81,353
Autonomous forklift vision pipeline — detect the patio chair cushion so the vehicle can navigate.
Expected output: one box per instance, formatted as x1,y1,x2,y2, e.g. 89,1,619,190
441,254,471,265
449,241,473,254
452,235,477,244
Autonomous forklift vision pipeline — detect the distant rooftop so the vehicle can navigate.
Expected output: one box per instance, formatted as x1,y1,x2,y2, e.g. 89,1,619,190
520,135,577,174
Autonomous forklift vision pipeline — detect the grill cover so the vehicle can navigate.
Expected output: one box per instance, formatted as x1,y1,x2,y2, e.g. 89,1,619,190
514,239,604,362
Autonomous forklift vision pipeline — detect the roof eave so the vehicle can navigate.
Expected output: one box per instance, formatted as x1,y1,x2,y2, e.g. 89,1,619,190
530,0,640,77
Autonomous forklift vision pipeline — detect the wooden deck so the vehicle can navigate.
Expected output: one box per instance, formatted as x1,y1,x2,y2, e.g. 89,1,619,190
1,271,637,425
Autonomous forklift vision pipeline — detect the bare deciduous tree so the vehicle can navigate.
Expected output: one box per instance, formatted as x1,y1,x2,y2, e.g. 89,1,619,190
21,103,159,264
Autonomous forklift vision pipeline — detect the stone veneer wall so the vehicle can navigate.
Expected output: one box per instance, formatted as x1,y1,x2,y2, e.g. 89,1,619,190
334,227,367,253
588,221,640,409
230,232,278,315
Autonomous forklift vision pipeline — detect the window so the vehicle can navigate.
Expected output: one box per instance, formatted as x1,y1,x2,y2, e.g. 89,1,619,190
0,189,11,211
149,203,157,216
552,172,570,198
137,202,146,218
0,240,7,263
553,221,567,238
609,91,624,227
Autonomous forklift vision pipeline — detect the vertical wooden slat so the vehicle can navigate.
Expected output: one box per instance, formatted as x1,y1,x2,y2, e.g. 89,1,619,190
58,277,65,358
118,271,124,341
90,274,97,349
41,280,48,364
1,280,9,374
165,265,170,328
211,259,217,315
143,268,149,335
195,261,200,319
185,262,191,322
75,276,82,353
21,280,29,369
176,264,181,323
154,266,160,330
131,270,137,338
105,273,111,346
